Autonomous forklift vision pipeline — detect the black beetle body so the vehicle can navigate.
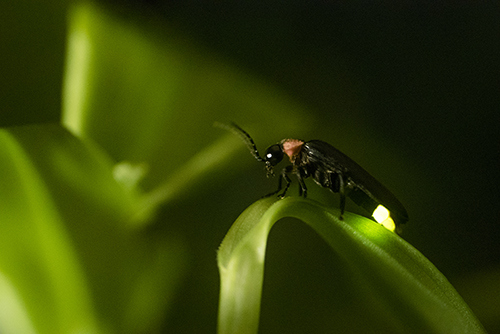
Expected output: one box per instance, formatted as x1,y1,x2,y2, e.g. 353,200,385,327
218,122,409,233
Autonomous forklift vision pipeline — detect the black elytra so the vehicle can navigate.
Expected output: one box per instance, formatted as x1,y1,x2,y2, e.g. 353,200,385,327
218,122,409,233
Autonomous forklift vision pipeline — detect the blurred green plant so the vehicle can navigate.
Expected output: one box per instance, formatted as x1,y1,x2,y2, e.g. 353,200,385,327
1,1,305,333
0,123,186,333
0,1,487,333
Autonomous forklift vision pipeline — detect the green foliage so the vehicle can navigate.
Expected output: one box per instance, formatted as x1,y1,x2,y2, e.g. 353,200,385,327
1,2,306,332
0,124,185,333
217,197,486,334
0,1,487,333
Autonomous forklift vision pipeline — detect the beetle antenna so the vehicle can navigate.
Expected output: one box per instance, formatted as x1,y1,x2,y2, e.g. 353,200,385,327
215,122,264,162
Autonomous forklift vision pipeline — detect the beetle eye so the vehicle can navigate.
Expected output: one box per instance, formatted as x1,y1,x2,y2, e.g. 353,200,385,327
265,144,284,166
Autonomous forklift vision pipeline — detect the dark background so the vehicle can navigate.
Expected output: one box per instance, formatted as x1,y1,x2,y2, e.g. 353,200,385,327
1,1,499,332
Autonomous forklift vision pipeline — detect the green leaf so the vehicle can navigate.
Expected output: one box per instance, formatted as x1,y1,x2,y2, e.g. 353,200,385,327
62,2,310,216
0,124,101,333
0,123,186,333
217,197,486,334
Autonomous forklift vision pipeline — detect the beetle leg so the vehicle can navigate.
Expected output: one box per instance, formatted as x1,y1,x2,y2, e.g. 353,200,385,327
338,173,345,220
296,167,308,197
277,166,293,198
264,165,292,198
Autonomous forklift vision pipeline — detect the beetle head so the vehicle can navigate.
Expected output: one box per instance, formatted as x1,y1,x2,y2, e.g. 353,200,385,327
264,144,284,177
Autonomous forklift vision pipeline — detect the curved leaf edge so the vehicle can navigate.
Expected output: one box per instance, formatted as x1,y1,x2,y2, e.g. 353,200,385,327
217,197,485,334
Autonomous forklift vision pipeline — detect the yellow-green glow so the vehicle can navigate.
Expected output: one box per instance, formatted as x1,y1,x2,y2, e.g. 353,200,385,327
380,217,396,232
372,205,396,232
373,205,390,223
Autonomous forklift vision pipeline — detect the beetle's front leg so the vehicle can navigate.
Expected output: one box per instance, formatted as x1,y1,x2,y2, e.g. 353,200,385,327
264,165,293,198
